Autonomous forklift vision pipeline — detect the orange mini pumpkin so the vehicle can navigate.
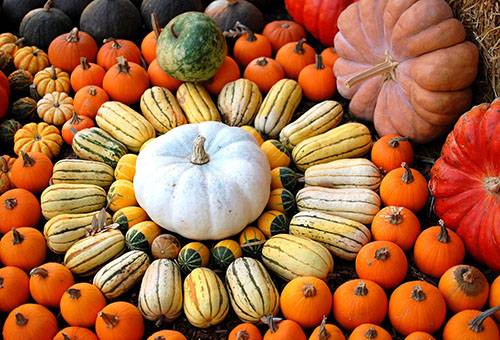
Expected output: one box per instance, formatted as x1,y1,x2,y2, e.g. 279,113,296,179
205,56,240,95
103,57,149,105
276,39,315,79
349,324,392,340
333,279,388,330
298,54,336,101
263,20,306,52
413,220,465,278
95,302,145,340
29,263,75,308
2,303,58,340
309,317,345,340
438,265,489,313
0,266,30,313
147,59,182,91
0,188,41,234
233,23,272,67
388,281,447,336
97,38,142,71
70,57,106,92
371,135,414,173
355,241,408,289
371,206,421,251
60,282,107,327
442,307,500,340
404,332,436,340
244,57,285,93
147,330,187,340
54,327,98,340
229,323,262,340
490,275,500,320
73,85,109,119
62,113,95,145
379,162,429,212
280,276,332,328
0,227,46,271
141,14,162,65
320,47,339,68
48,28,98,72
263,317,307,340
9,151,53,193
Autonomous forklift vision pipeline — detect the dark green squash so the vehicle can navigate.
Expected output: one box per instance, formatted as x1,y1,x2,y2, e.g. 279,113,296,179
156,12,227,82
177,242,210,274
2,0,46,29
19,0,73,50
8,70,33,96
0,119,22,149
205,0,264,33
80,0,143,43
53,0,93,24
0,50,14,74
141,0,203,30
11,97,38,122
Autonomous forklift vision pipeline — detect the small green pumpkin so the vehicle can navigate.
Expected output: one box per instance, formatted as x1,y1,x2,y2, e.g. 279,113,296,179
239,226,266,258
0,119,22,148
125,221,161,252
0,50,14,73
257,210,289,237
11,97,37,122
177,241,210,274
267,188,296,214
212,239,242,269
270,166,299,191
8,70,33,95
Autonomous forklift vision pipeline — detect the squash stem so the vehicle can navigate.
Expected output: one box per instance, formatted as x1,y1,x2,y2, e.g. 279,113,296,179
15,313,28,326
261,315,282,333
374,247,390,261
67,288,81,300
21,151,35,167
256,58,268,67
237,22,256,42
294,38,307,54
12,228,24,245
62,333,71,340
1,156,9,173
365,327,378,339
484,177,500,193
354,281,368,296
437,219,450,243
88,86,97,96
29,267,49,278
151,13,162,39
116,57,130,73
410,285,426,301
69,112,82,125
191,135,210,165
388,136,409,148
0,277,4,288
345,53,398,88
236,330,250,340
318,316,330,340
315,54,325,70
4,198,17,210
302,283,317,297
50,65,57,80
98,311,119,328
66,27,80,43
468,306,500,332
383,206,404,225
43,0,54,11
401,162,414,184
80,57,90,70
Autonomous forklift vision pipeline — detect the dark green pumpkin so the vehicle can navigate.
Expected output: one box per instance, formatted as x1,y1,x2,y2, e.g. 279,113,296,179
177,241,210,273
239,226,266,258
156,12,227,82
212,239,242,268
257,210,289,237
267,188,296,215
141,0,203,31
271,166,299,191
11,97,38,122
2,0,46,29
53,0,93,24
80,0,143,43
0,119,22,149
125,221,161,252
8,70,33,96
205,0,264,33
0,51,14,74
19,0,73,50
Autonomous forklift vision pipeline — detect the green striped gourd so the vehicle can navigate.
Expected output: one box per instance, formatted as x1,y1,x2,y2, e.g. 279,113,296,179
289,211,371,260
296,186,381,224
239,226,266,258
292,122,372,171
225,257,279,323
41,183,106,219
52,159,114,188
125,221,161,252
304,158,382,190
183,267,229,328
270,166,299,191
96,101,156,152
176,83,221,123
64,229,125,276
72,127,127,168
218,78,262,126
211,239,242,269
267,188,296,214
257,210,289,237
140,86,187,134
138,259,183,322
253,79,302,138
262,234,334,281
177,242,210,274
43,210,112,254
112,206,149,231
93,250,150,299
279,100,343,149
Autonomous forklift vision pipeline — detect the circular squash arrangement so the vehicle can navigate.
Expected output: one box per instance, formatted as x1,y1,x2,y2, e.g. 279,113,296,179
0,1,498,340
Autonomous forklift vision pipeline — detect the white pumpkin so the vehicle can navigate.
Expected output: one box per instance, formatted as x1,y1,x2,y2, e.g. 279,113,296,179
134,121,271,240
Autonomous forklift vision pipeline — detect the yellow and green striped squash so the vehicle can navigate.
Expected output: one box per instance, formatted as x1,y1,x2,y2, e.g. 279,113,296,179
239,226,266,258
177,242,210,274
257,210,289,237
211,239,242,269
267,188,296,214
125,221,161,252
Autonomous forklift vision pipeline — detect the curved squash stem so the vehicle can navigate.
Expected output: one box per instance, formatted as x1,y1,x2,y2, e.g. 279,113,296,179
67,288,81,299
170,23,178,39
401,162,414,184
103,38,121,49
66,28,80,43
29,267,49,278
468,306,500,332
365,327,378,339
4,198,17,210
383,206,404,225
98,311,119,329
191,135,210,165
43,0,54,11
15,313,28,326
21,151,35,167
151,13,162,39
80,57,90,70
315,54,325,70
484,177,500,193
12,228,24,245
388,136,409,148
236,330,250,340
410,285,426,302
345,52,398,88
318,316,330,340
69,112,82,125
354,281,368,296
294,38,307,54
302,283,317,297
437,219,450,243
224,21,256,41
460,267,474,284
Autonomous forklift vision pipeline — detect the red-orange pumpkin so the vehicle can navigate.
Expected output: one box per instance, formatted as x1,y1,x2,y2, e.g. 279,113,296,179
147,59,182,91
244,57,285,93
298,54,336,101
0,227,46,272
96,38,142,71
48,28,98,72
9,152,53,193
233,23,272,67
29,263,75,308
2,303,58,340
73,85,109,119
371,134,414,173
262,20,306,52
262,317,307,340
95,302,145,340
205,56,240,95
70,57,106,92
62,113,95,145
0,188,41,234
0,266,30,313
54,327,98,340
60,283,107,327
371,206,421,251
102,57,149,105
275,39,315,79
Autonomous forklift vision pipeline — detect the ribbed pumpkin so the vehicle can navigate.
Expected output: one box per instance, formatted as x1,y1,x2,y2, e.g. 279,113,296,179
14,46,50,75
443,307,500,340
107,180,137,212
275,39,315,79
371,135,414,173
371,206,421,251
37,91,74,126
151,234,181,260
177,242,210,273
0,188,41,234
95,302,145,340
70,58,106,91
10,151,53,193
29,262,74,308
232,23,272,67
48,27,98,72
0,227,47,271
97,38,142,71
102,57,149,105
14,122,63,159
33,65,71,96
2,303,58,340
0,266,30,313
73,85,109,119
263,20,306,52
60,283,107,327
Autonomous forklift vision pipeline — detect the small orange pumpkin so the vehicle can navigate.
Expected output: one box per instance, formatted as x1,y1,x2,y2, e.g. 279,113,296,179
229,323,262,340
404,332,436,340
413,220,465,278
388,281,447,336
379,162,429,212
60,282,107,327
371,206,421,251
33,66,71,97
320,47,339,68
490,275,500,320
333,279,388,330
355,241,408,289
263,20,306,52
54,327,98,340
9,151,53,193
102,57,149,105
147,330,187,340
73,85,109,119
0,266,30,313
442,307,500,340
141,13,162,65
62,113,95,145
97,38,142,71
298,54,336,101
0,227,47,271
371,135,414,173
205,56,240,95
70,57,106,92
244,57,285,93
2,303,58,340
48,28,98,72
95,302,145,340
309,318,345,340
233,22,272,67
280,276,332,328
438,265,489,313
29,263,75,308
147,59,183,91
13,122,63,160
349,324,392,340
262,317,307,340
0,188,41,234
14,46,50,75
275,39,315,79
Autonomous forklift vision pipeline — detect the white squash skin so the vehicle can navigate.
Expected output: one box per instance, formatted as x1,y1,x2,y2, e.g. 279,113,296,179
135,122,271,240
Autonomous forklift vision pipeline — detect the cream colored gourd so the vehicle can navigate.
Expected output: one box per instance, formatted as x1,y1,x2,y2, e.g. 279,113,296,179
218,78,262,126
134,121,271,240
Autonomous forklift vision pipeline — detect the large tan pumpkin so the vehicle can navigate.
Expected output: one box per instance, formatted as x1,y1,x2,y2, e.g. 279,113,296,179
334,0,479,143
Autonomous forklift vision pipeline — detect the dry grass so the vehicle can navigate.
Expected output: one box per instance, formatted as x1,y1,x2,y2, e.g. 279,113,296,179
446,0,500,103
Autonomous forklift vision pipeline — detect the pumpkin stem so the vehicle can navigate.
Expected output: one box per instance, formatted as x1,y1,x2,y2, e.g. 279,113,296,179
374,247,390,261
69,112,83,125
88,86,97,96
261,315,282,333
14,37,25,46
461,267,474,284
468,306,500,333
315,54,325,70
281,23,290,29
151,13,162,39
80,57,90,70
66,27,80,43
237,21,256,42
483,177,500,194
437,219,450,243
190,135,210,165
104,38,121,49
256,58,268,67
98,311,119,329
170,23,178,39
354,281,368,296
15,313,28,326
32,48,41,57
236,330,250,340
410,285,426,302
4,198,17,210
303,283,317,297
154,337,166,340
43,0,54,10
0,276,4,288
62,334,71,340
383,206,404,225
20,151,35,167
116,56,130,73
67,288,82,299
294,38,307,54
345,52,398,88
318,316,330,340
50,65,57,80
364,327,378,339
12,228,24,245
29,267,49,278
388,136,409,148
401,162,414,184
